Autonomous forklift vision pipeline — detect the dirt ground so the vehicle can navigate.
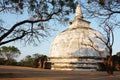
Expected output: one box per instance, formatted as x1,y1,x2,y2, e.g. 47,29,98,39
0,65,120,80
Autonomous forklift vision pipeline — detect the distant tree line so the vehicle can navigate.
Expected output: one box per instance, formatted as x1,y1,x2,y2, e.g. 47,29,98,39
18,53,48,68
0,46,48,68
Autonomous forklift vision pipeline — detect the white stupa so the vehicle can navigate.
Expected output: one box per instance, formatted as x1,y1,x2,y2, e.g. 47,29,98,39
49,4,109,71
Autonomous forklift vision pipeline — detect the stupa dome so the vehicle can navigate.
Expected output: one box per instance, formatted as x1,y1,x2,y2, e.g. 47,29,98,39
50,4,108,58
50,27,108,57
49,4,108,71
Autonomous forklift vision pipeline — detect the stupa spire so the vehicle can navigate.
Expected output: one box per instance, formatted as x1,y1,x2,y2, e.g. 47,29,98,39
75,3,83,19
69,3,90,29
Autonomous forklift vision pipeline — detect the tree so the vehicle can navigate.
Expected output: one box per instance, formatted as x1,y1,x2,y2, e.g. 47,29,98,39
0,46,21,61
87,22,115,76
0,0,77,46
116,52,120,56
81,0,120,26
78,0,120,76
18,55,34,67
19,53,47,68
32,53,43,59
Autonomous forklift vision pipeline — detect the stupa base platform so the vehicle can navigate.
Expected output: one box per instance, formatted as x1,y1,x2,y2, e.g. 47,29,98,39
49,56,104,71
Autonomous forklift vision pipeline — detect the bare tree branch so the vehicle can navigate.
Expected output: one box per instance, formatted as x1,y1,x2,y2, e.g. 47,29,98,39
0,31,26,45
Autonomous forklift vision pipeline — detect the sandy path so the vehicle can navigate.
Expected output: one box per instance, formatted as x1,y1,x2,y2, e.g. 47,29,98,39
0,65,120,80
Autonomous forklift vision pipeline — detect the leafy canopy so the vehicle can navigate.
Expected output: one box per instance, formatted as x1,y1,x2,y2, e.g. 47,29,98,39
0,0,77,45
0,46,21,60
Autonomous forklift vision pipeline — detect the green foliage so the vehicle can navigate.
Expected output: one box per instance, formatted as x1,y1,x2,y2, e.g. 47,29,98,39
4,59,17,65
0,57,17,66
18,56,34,67
0,46,21,60
0,58,5,65
18,53,46,67
116,52,120,56
0,46,20,66
32,53,44,58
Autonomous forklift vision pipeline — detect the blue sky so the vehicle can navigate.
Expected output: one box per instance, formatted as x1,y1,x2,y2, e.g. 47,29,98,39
1,3,120,61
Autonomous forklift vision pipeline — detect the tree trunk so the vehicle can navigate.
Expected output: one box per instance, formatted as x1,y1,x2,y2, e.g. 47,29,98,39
106,56,114,76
